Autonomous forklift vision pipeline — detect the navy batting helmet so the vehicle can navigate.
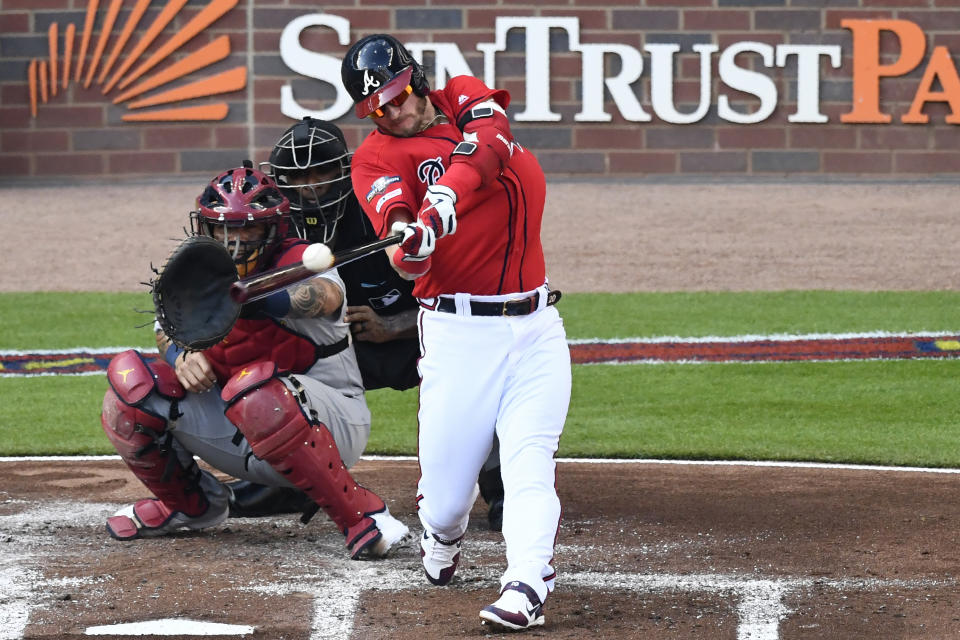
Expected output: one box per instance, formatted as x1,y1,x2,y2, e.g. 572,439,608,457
341,34,429,119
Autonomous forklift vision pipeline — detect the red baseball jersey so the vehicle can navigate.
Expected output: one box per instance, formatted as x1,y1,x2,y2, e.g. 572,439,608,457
351,75,547,298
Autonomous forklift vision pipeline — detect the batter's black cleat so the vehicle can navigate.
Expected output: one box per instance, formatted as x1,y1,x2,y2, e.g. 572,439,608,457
226,480,316,519
477,466,505,532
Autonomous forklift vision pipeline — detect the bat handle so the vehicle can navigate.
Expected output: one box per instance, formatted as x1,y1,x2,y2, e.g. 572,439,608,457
229,280,253,304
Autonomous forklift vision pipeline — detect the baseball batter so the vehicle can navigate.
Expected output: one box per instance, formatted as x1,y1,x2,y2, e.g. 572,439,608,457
100,166,410,559
341,35,572,631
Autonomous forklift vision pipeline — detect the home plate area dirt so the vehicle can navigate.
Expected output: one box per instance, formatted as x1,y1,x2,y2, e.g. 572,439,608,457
3,458,960,639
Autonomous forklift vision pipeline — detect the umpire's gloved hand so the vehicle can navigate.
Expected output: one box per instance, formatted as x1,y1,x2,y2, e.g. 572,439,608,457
391,220,436,261
417,184,458,238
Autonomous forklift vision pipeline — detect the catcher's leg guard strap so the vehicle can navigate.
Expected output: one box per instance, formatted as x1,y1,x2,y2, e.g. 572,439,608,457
106,471,229,541
101,350,208,519
107,499,185,541
222,362,385,538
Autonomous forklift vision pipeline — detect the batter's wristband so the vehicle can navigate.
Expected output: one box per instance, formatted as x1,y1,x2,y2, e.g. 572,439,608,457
164,342,184,367
391,249,431,276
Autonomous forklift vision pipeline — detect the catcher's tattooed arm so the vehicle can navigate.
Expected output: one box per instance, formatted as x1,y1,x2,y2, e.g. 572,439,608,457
287,277,344,319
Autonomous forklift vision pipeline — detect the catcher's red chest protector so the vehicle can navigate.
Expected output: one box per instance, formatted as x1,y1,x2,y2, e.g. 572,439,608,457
205,317,317,384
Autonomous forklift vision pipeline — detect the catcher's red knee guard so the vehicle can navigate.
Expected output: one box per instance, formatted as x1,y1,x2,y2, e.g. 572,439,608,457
101,350,209,528
222,362,386,556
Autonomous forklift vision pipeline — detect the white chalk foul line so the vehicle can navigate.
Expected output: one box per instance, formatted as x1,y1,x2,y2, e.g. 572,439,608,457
4,454,960,475
567,330,960,344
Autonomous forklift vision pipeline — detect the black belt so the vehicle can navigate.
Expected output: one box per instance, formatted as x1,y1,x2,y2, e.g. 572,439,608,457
434,290,561,317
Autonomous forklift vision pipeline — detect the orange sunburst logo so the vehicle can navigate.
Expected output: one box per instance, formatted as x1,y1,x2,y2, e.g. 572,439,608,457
27,0,246,122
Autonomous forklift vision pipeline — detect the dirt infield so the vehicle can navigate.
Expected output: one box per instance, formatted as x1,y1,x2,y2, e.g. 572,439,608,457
0,181,958,292
3,458,960,639
2,180,959,638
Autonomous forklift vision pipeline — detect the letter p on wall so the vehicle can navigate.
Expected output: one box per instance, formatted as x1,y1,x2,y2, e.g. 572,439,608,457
842,19,960,124
842,19,926,123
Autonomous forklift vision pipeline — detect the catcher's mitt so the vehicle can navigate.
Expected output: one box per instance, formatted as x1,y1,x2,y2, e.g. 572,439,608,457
152,235,240,351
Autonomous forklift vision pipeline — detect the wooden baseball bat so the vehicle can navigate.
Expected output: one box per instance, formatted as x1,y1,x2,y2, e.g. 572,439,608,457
229,234,402,304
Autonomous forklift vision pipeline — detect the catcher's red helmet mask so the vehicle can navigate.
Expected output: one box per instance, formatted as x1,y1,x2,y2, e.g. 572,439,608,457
192,166,291,277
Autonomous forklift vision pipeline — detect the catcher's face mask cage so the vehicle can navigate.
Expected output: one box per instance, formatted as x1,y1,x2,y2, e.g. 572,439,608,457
191,167,291,277
266,118,352,245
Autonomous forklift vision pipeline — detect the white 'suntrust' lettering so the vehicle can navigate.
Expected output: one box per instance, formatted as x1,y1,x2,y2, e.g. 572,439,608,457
279,15,960,126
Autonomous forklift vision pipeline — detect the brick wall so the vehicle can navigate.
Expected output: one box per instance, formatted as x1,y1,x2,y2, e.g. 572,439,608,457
2,0,959,181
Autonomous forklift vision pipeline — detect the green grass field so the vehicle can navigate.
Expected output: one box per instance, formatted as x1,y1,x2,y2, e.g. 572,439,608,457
2,291,959,465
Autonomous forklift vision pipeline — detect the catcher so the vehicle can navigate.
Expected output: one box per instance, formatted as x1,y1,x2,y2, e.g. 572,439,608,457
99,165,411,559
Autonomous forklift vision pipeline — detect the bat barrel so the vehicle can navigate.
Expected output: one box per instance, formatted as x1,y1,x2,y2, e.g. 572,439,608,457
229,234,402,304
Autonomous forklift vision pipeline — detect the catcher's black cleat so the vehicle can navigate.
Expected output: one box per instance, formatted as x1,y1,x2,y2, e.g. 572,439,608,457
478,466,505,532
226,480,316,519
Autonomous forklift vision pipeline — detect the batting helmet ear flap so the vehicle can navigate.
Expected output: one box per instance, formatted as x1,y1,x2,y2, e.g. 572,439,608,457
408,54,429,97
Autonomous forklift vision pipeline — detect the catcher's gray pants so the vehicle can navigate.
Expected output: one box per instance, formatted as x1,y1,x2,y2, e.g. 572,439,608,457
140,375,371,487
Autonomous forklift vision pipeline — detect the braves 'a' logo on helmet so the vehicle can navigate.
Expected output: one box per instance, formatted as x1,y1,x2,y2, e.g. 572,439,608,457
417,156,445,186
362,70,382,96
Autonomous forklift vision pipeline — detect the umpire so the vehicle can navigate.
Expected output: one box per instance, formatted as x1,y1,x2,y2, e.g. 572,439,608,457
227,118,505,530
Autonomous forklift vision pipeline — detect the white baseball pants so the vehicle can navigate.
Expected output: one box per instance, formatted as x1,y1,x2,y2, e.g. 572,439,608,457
415,289,571,603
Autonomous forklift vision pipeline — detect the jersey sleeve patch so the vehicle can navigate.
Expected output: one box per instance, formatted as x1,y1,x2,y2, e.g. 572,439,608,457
375,188,403,214
365,175,402,203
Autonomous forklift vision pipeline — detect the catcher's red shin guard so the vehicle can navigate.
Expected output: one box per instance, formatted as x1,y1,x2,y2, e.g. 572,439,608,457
101,350,210,538
221,362,386,558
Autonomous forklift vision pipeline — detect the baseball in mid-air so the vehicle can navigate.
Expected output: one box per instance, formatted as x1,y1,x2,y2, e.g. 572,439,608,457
302,243,334,272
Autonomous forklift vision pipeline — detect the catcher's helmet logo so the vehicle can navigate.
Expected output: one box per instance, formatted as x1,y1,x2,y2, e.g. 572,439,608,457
362,70,381,96
417,156,445,186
